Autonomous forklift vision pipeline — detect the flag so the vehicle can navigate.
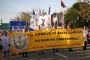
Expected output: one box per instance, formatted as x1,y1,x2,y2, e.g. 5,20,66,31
53,17,57,22
0,19,2,25
39,8,42,16
44,15,51,27
67,22,71,29
48,6,51,14
60,11,64,25
61,0,66,8
33,10,35,15
42,9,45,16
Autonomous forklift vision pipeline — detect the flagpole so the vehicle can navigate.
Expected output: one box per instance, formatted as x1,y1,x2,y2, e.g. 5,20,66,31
53,15,55,26
57,13,58,28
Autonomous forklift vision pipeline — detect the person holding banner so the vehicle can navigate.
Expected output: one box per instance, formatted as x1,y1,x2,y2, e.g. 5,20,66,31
52,25,59,53
36,25,45,55
21,26,29,57
83,26,88,50
67,22,73,52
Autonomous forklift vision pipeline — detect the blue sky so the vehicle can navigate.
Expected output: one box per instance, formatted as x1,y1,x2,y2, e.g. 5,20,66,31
0,0,78,23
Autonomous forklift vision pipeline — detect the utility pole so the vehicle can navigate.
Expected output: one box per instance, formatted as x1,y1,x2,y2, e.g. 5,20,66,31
0,19,2,30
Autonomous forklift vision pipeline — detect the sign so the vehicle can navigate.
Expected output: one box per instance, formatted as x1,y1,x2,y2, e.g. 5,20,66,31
10,29,84,54
10,21,27,31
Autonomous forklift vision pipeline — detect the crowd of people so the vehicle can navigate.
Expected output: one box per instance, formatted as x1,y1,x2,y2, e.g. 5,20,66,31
0,25,90,60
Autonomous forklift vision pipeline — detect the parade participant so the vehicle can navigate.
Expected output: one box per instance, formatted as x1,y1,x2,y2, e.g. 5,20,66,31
21,26,28,57
83,26,88,50
52,25,59,53
36,25,44,55
67,22,73,52
1,31,10,60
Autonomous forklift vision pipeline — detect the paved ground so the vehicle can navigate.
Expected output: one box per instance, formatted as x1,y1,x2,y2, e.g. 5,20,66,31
0,45,90,60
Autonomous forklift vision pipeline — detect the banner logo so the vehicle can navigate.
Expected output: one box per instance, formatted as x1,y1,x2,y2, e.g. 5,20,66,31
10,33,29,50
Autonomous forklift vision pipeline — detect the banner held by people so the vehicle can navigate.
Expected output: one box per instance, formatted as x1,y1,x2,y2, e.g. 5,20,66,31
10,28,84,54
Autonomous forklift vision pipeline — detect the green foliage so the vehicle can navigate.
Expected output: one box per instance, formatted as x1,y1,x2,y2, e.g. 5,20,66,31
15,12,31,25
65,2,90,28
73,2,81,11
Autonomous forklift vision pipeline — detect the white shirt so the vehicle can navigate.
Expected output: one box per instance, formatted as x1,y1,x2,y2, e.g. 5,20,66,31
83,29,88,41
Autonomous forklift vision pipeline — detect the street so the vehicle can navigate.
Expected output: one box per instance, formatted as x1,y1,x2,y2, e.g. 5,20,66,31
0,45,90,60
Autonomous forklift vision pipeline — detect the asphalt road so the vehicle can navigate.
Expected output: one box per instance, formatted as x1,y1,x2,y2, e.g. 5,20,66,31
0,45,90,60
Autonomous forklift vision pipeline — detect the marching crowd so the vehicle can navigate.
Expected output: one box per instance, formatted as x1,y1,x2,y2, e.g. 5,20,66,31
0,25,90,60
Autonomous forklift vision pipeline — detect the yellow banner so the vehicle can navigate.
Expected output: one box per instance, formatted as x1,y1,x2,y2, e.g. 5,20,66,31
9,29,84,54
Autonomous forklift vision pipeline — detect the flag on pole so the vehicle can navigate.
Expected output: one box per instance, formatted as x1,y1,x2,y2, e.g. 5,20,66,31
48,6,51,14
33,9,35,15
60,0,66,8
39,8,42,16
53,17,57,22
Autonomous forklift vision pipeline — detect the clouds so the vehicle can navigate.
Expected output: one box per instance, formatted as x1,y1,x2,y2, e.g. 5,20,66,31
0,0,32,23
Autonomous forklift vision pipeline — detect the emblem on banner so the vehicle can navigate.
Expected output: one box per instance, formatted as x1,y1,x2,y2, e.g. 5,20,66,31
10,33,29,50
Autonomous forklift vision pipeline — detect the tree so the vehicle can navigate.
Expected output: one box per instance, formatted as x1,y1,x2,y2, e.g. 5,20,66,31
78,0,90,3
73,2,90,21
65,8,79,28
65,2,90,28
73,2,90,27
15,12,31,25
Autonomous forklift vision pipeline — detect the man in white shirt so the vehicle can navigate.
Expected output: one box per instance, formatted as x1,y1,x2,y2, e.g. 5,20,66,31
83,26,88,50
